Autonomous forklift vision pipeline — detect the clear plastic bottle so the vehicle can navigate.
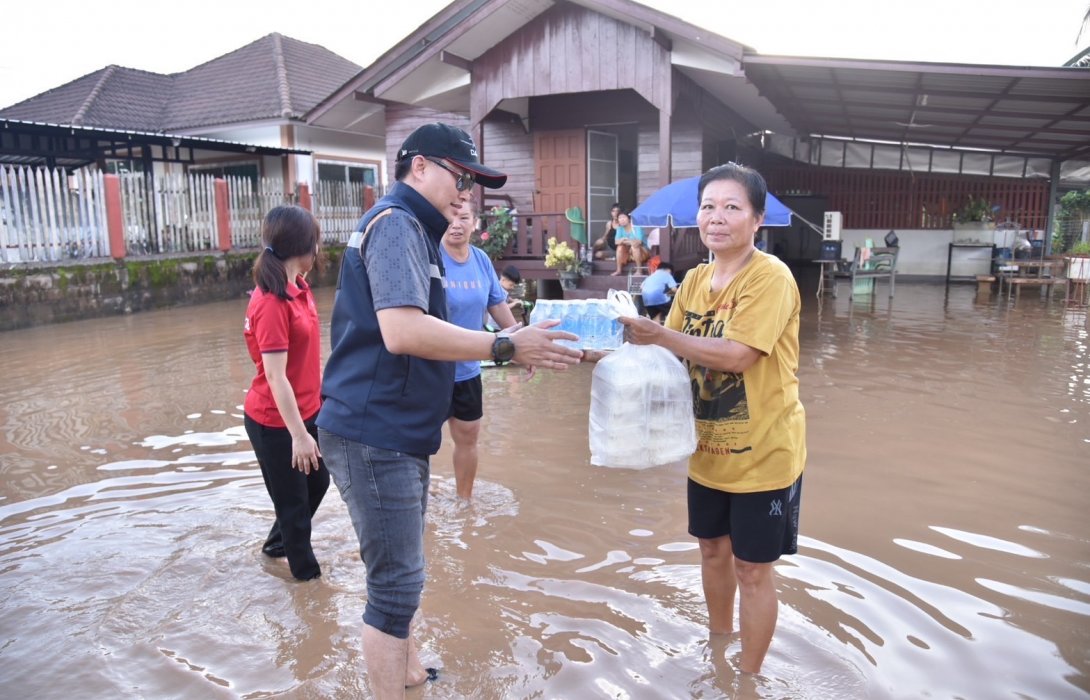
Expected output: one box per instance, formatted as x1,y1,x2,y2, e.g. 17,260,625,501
594,299,615,350
584,300,602,350
569,300,589,350
528,298,550,326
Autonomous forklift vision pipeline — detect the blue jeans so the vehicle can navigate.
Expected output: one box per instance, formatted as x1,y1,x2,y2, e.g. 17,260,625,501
318,429,429,639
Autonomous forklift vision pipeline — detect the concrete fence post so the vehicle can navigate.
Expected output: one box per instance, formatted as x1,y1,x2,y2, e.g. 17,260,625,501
104,174,126,260
214,178,231,252
297,182,312,212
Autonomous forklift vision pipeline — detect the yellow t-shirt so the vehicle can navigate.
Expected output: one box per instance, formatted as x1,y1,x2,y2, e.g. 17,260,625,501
665,251,806,492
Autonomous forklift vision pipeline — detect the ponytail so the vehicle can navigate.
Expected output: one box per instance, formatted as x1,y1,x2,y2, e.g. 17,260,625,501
253,245,290,299
252,205,321,300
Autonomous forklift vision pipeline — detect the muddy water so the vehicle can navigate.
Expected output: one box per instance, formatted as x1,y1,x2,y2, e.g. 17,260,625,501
1,283,1087,699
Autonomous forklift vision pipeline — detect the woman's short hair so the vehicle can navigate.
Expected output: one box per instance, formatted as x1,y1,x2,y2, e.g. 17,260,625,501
697,163,767,216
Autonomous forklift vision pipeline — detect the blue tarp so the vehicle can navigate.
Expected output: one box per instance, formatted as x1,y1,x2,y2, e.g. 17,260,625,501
630,175,793,228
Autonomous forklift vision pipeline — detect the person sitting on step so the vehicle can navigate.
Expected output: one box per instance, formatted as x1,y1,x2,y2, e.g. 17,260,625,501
612,210,648,276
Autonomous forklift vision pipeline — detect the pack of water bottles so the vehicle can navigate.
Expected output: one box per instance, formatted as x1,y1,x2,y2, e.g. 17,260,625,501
586,291,696,469
528,299,623,350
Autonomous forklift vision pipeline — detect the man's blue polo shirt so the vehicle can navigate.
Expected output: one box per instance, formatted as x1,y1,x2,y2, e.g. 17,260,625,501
317,183,454,455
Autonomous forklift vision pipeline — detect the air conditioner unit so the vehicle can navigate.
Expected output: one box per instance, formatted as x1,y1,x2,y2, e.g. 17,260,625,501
823,211,842,241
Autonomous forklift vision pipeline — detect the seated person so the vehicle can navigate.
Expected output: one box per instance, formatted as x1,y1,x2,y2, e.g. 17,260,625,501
499,264,531,327
592,203,622,260
612,211,649,276
639,261,677,321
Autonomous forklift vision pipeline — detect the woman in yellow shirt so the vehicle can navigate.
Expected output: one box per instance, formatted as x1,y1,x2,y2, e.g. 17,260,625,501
619,163,805,675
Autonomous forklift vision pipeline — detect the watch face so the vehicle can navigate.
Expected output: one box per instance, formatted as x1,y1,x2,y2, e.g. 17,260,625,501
494,336,515,363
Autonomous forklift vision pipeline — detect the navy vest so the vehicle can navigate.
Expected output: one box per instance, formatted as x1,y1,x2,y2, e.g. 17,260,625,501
317,183,453,455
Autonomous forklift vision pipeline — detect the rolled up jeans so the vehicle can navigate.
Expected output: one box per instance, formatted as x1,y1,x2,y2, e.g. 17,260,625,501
318,429,429,639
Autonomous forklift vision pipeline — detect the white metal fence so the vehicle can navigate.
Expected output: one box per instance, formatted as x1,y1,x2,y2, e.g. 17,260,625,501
0,166,378,263
118,172,220,255
314,180,367,244
223,175,293,249
0,165,109,263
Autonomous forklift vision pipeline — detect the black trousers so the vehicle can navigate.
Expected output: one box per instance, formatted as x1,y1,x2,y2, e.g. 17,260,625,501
244,414,329,580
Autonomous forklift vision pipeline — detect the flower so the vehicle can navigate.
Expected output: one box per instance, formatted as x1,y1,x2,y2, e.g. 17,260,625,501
473,207,514,260
544,237,579,274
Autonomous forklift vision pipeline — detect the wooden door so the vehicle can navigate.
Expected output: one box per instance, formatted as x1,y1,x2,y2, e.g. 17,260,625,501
534,129,586,220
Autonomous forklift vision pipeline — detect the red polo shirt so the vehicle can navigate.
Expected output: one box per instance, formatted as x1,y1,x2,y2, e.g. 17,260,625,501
243,277,321,428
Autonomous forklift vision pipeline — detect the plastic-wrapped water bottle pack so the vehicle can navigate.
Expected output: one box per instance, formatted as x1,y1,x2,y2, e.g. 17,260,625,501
587,290,697,469
528,299,624,350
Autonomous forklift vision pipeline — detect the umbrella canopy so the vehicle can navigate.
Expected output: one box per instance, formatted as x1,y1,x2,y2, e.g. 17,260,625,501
630,175,793,228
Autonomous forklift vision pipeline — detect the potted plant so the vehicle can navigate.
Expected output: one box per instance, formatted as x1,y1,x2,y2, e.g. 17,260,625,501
952,195,1000,243
544,236,580,290
474,206,516,261
1065,240,1090,281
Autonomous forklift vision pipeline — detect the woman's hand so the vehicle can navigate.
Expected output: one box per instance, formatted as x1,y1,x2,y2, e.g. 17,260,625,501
618,315,664,346
291,431,322,475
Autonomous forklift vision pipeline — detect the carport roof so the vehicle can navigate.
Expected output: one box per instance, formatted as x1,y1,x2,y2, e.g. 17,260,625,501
0,118,311,169
743,55,1090,161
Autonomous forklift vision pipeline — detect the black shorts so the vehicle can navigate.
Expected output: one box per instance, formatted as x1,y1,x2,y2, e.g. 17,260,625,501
687,474,802,563
448,375,483,422
645,301,672,318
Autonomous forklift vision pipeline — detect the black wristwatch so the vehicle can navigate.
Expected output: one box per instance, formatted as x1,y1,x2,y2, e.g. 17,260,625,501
491,334,515,365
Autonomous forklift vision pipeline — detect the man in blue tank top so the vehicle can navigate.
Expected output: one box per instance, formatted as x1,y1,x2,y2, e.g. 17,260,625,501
317,122,582,698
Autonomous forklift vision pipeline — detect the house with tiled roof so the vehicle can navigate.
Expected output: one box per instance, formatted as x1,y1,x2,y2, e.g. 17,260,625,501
1,33,384,191
305,0,1089,279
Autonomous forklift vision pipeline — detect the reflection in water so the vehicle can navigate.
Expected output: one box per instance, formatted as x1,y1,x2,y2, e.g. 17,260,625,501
0,283,1088,698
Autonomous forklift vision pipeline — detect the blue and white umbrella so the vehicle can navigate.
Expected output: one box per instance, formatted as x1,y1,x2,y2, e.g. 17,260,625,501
630,175,794,228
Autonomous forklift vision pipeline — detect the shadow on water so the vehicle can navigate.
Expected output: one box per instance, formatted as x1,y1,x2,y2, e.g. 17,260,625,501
0,281,1088,698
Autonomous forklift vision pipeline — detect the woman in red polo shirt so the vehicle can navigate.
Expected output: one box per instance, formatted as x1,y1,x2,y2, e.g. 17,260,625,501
243,205,328,581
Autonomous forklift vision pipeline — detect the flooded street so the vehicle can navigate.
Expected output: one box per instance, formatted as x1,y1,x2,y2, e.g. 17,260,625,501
1,280,1088,699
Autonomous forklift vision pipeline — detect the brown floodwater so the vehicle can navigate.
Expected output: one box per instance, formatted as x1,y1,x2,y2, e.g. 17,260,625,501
1,279,1088,699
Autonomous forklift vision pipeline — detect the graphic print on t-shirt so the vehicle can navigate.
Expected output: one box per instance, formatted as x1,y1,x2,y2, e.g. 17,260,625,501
679,306,752,455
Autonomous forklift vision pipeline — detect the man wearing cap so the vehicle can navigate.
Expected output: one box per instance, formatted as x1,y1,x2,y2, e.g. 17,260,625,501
317,122,582,698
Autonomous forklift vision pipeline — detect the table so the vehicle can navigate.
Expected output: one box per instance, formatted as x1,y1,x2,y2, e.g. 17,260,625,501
946,243,996,286
812,259,841,299
993,258,1065,302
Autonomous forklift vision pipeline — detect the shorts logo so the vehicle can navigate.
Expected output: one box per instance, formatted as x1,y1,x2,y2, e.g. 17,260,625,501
769,499,783,517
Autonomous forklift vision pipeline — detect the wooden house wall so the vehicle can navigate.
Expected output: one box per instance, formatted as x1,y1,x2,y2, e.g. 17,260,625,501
471,3,672,121
673,73,753,172
635,118,703,205
384,104,470,178
764,165,1051,229
481,117,535,214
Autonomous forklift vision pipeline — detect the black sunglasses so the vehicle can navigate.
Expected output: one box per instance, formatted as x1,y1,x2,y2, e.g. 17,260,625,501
426,157,475,192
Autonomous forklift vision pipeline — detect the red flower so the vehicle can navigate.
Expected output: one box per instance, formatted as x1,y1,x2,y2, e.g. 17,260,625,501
480,231,490,241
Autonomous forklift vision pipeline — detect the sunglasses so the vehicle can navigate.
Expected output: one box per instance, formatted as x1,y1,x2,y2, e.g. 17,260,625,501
426,157,475,192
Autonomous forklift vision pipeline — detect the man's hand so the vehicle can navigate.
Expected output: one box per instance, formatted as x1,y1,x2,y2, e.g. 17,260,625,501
510,320,582,369
617,315,664,346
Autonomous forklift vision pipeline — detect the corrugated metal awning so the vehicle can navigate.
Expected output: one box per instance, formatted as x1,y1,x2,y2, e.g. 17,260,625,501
743,56,1090,161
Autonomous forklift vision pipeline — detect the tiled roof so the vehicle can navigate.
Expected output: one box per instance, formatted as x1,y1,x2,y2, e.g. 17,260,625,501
0,33,361,131
0,66,171,130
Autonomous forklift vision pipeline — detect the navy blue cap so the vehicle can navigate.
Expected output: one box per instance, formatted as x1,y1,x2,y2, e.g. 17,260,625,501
396,122,507,189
